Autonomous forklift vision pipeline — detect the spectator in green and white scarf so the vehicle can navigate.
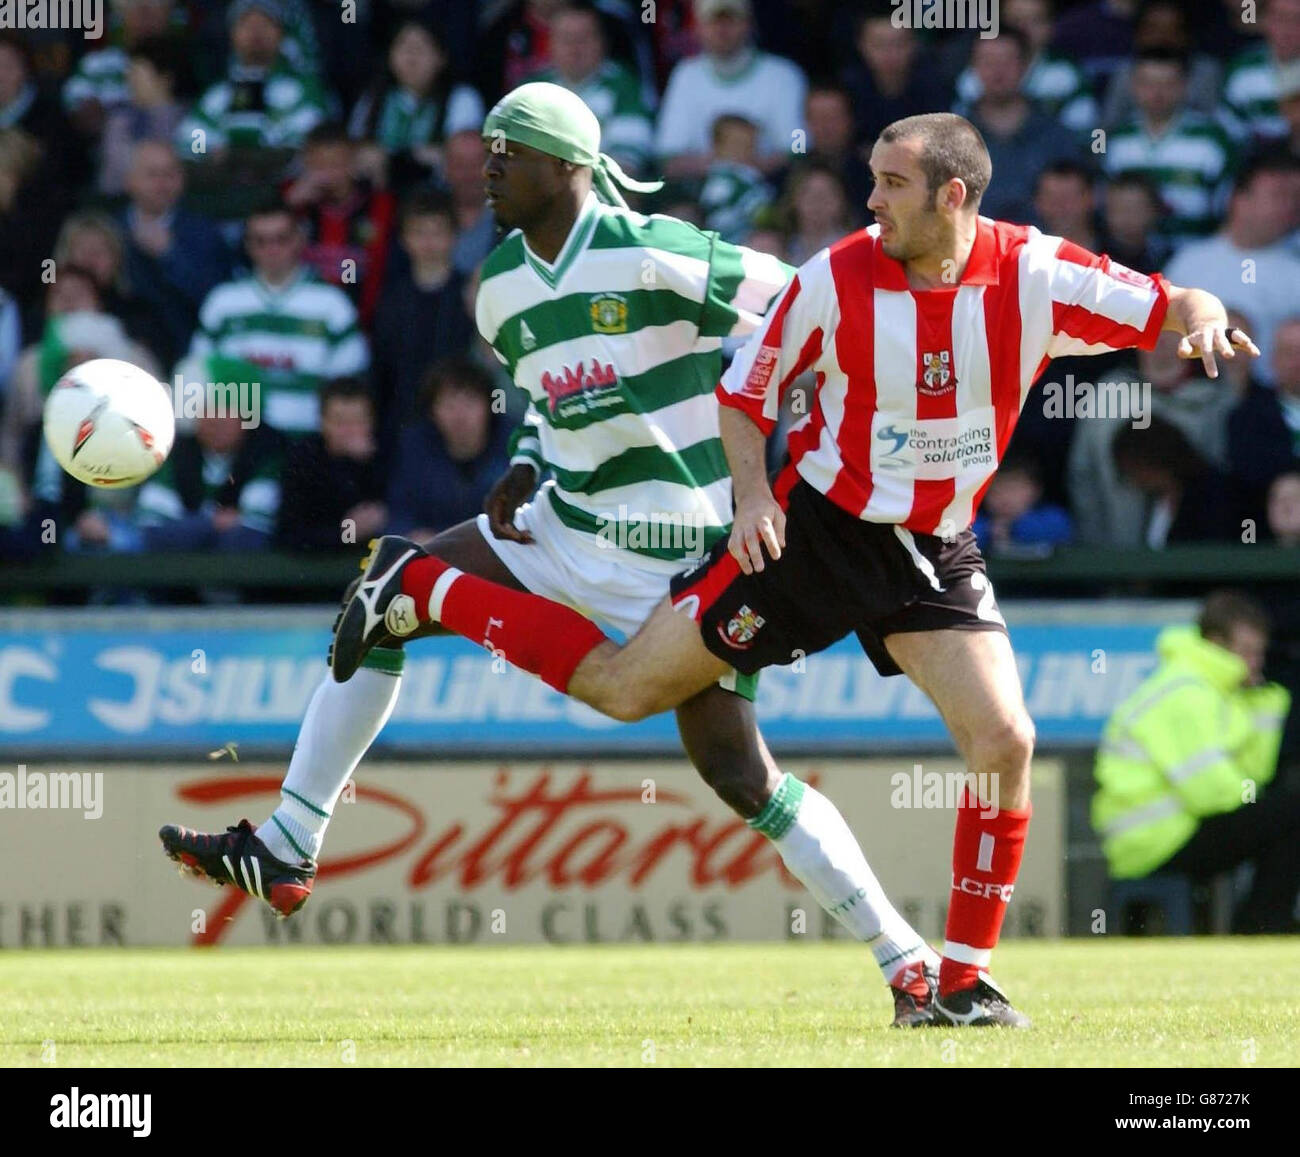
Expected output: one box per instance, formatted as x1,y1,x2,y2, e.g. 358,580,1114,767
176,0,329,156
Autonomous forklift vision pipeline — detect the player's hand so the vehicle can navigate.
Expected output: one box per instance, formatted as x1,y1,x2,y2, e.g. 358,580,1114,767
485,464,538,544
1178,323,1259,379
729,493,786,575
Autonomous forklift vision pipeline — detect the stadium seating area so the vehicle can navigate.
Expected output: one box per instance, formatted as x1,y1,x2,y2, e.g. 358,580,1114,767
0,0,1298,590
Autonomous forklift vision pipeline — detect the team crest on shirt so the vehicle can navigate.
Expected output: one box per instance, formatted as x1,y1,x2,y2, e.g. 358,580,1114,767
718,604,766,650
589,293,629,334
919,350,956,396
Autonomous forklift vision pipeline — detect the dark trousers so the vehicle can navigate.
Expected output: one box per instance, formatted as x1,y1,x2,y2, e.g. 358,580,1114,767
1162,787,1300,933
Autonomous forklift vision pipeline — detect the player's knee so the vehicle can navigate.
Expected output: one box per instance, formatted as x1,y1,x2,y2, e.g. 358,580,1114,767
690,742,770,818
974,710,1036,771
600,683,656,723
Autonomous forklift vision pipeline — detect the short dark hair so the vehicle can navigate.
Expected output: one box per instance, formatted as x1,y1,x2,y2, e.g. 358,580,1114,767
304,122,353,151
1198,590,1270,642
984,24,1031,62
1105,171,1163,209
878,113,992,208
996,447,1044,485
245,198,297,225
320,376,374,412
1134,46,1190,74
1111,415,1207,482
806,81,854,108
418,358,495,413
1233,151,1300,198
1136,0,1189,26
1035,159,1095,194
856,0,909,32
400,187,455,229
712,113,758,145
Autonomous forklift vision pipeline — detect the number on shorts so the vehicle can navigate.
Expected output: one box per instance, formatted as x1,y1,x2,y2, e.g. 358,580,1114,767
970,572,1006,626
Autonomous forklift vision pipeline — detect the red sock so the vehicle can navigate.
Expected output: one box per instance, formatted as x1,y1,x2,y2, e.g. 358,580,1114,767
940,786,1031,997
400,556,608,692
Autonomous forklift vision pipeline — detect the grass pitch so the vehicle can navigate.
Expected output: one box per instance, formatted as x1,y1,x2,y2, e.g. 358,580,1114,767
2,940,1297,1067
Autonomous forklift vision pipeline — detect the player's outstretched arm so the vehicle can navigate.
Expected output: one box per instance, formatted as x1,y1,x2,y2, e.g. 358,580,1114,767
1162,284,1261,380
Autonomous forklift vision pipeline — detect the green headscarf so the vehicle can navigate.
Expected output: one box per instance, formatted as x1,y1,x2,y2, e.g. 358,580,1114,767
482,81,662,208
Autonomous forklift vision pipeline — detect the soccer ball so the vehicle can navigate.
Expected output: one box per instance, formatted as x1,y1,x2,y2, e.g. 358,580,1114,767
42,359,175,489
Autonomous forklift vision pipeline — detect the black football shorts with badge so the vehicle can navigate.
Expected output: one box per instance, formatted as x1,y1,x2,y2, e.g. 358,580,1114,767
669,478,1009,676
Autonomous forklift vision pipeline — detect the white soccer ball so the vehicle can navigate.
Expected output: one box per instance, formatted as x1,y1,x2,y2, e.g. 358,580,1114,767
42,358,175,489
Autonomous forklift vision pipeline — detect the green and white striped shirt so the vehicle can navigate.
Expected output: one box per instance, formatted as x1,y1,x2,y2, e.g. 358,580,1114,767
177,61,327,153
476,192,791,563
1224,46,1288,141
699,160,773,242
138,451,282,535
63,46,129,111
185,269,369,435
1103,111,1237,239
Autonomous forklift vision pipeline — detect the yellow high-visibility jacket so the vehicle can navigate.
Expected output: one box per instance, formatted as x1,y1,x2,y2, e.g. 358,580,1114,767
1092,625,1290,879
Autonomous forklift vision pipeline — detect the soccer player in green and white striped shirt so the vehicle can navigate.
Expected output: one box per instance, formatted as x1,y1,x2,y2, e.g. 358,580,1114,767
163,83,942,1027
1102,49,1236,241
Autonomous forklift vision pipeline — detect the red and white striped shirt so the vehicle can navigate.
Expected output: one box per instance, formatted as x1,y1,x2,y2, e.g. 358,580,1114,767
719,218,1171,535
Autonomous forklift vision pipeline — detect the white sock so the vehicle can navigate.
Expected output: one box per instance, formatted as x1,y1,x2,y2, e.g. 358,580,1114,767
256,660,402,865
751,773,939,984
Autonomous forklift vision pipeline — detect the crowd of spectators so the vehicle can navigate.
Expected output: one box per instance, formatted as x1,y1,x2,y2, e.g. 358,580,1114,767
0,0,1298,590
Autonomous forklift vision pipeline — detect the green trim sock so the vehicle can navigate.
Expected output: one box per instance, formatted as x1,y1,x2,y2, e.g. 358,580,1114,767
255,657,404,865
748,773,806,840
266,795,324,865
750,773,940,984
360,647,406,676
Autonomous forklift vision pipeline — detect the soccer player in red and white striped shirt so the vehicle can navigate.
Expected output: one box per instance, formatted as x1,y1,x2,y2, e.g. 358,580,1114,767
335,113,1259,1026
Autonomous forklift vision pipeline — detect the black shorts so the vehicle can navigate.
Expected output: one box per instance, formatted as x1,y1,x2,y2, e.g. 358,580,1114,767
669,479,1008,677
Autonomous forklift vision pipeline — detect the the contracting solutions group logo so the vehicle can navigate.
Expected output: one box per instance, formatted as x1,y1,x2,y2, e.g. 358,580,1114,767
1,1,104,39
